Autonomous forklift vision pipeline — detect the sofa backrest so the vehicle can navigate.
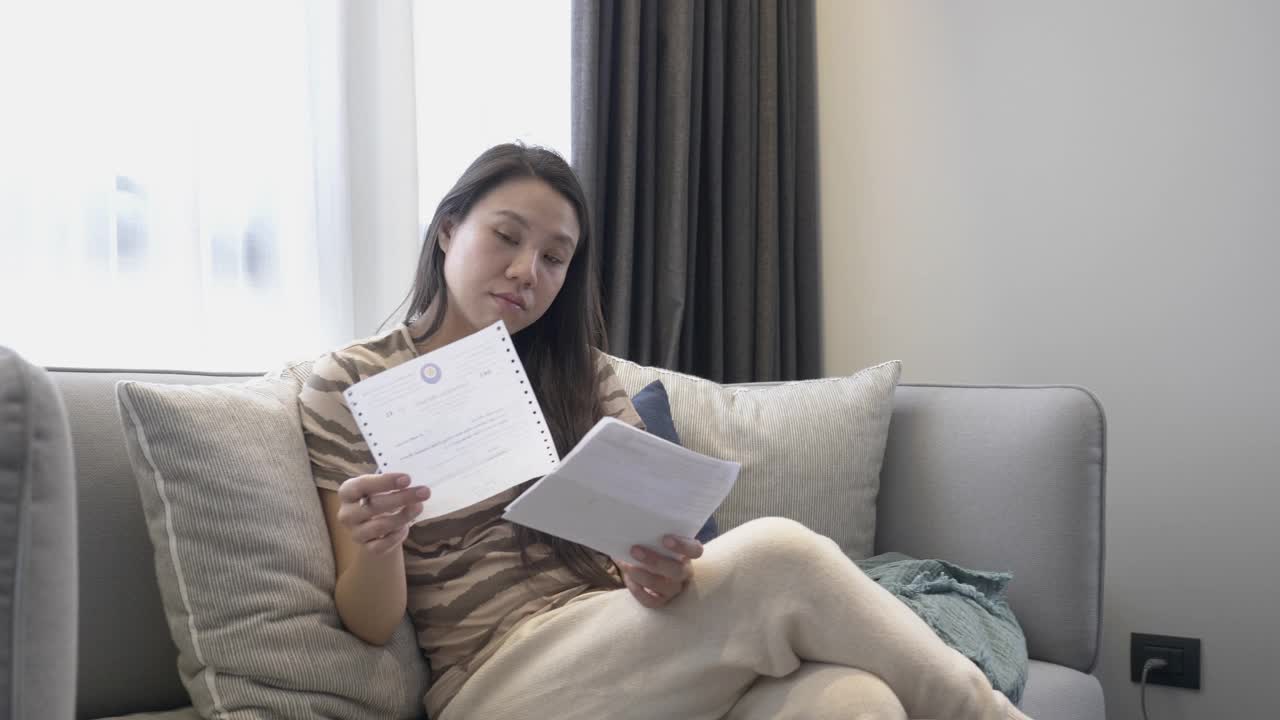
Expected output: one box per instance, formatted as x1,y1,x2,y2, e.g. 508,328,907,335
51,368,258,719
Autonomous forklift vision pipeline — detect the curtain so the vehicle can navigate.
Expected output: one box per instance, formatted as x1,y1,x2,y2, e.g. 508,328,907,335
572,0,822,383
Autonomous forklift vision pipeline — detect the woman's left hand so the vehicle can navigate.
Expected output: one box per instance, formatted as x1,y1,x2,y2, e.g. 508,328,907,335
618,535,704,608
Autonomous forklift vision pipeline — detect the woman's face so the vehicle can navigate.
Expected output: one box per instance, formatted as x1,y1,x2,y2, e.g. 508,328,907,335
437,176,580,338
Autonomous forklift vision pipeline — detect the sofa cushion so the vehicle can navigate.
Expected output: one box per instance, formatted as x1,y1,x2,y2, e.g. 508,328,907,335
115,370,428,719
605,358,901,560
1017,660,1105,720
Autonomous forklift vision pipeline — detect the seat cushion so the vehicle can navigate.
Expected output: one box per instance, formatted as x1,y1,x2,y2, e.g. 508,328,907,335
606,357,901,560
1018,660,1105,720
96,667,1108,720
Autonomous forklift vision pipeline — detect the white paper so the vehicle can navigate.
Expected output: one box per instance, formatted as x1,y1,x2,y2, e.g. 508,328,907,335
343,321,559,520
502,416,740,562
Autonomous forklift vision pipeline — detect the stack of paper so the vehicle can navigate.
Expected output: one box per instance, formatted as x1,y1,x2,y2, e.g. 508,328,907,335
344,320,741,554
504,416,740,561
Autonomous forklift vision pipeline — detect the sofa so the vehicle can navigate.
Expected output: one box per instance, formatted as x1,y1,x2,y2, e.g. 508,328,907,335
3,347,1106,719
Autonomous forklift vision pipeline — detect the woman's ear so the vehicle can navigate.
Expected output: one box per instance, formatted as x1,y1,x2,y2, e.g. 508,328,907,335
439,217,455,252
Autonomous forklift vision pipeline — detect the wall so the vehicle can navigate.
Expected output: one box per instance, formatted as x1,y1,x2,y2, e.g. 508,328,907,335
816,1,1280,717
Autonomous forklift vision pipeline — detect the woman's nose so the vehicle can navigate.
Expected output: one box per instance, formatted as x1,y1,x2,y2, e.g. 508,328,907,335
507,250,539,287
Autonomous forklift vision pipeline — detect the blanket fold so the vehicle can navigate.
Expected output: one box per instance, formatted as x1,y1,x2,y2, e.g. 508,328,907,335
855,552,1029,703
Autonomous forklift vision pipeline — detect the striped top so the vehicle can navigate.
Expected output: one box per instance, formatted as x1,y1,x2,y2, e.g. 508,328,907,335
298,324,643,717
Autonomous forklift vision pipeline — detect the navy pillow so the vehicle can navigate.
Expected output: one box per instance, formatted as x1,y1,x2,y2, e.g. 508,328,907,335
629,380,719,543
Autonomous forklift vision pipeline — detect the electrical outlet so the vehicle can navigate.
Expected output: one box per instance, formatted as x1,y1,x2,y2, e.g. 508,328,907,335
1131,633,1201,690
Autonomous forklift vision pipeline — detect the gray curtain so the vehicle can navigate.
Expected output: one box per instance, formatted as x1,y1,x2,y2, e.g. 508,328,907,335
572,0,821,383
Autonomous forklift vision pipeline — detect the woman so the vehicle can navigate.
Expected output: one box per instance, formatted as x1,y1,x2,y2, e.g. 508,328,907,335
299,143,1031,720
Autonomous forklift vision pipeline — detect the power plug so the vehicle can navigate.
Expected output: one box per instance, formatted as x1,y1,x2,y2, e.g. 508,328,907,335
1130,633,1201,690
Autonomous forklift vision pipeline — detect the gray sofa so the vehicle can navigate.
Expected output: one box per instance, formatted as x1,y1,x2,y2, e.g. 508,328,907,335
3,348,1106,719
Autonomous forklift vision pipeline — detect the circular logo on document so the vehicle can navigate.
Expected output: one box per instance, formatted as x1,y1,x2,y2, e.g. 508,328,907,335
420,363,443,384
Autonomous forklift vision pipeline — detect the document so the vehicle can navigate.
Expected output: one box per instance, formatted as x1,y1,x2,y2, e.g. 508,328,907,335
503,416,741,562
343,321,559,521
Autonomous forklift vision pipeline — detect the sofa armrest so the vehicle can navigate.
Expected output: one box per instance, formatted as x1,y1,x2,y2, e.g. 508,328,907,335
1,347,79,720
874,384,1106,674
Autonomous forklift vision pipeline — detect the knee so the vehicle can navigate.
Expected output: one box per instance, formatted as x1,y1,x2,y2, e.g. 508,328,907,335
722,516,843,570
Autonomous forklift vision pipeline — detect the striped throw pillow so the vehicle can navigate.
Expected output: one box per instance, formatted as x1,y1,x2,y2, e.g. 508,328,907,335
116,372,429,719
605,358,902,560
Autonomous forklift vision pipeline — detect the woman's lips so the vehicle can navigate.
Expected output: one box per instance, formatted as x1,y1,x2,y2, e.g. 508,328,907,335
493,293,525,311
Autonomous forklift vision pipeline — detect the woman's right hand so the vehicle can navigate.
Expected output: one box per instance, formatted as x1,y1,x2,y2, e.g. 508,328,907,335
335,473,431,556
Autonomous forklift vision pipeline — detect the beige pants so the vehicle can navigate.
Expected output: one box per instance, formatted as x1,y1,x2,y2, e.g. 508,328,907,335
439,517,1029,720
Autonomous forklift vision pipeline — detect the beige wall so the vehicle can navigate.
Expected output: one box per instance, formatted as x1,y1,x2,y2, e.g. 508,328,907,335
817,1,1280,718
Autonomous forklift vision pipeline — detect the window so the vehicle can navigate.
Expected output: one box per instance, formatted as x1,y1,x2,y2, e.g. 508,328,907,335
0,1,349,370
413,0,572,228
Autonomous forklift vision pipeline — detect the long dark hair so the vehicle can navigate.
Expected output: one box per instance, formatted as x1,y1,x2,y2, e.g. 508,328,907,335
401,143,621,590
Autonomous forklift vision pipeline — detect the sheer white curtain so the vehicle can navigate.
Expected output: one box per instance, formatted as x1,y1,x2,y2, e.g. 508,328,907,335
348,0,572,335
413,0,572,232
0,0,570,369
0,0,356,370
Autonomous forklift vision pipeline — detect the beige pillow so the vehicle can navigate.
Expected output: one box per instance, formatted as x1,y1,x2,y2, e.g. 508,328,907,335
605,358,902,560
116,368,429,719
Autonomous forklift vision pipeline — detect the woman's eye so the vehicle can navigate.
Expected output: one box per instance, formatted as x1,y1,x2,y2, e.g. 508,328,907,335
495,230,516,244
544,254,565,266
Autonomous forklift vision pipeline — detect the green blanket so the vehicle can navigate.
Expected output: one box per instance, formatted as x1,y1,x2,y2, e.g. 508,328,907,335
855,552,1029,703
